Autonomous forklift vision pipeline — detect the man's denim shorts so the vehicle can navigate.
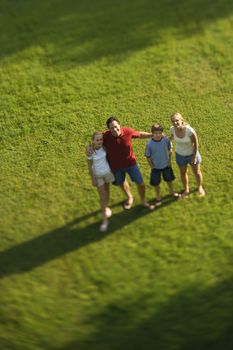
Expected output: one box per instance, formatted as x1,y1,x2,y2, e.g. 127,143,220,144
113,164,143,185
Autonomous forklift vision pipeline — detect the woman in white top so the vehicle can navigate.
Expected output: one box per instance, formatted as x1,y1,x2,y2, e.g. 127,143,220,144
87,132,115,232
170,112,205,197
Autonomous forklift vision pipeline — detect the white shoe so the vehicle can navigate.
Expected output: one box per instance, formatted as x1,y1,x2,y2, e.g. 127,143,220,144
105,207,112,218
99,221,108,232
197,188,206,197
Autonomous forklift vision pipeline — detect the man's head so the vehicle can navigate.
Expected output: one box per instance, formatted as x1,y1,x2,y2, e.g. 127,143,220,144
106,116,121,137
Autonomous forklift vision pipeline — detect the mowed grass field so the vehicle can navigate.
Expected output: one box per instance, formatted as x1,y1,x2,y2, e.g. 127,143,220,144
0,0,233,349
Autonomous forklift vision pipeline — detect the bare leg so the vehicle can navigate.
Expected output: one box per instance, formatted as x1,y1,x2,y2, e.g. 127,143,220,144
137,183,148,206
121,180,134,209
154,185,161,201
104,183,110,206
167,181,180,198
153,184,162,207
97,184,111,231
191,164,205,196
104,183,112,217
97,185,108,221
179,165,189,195
167,181,174,195
121,180,133,200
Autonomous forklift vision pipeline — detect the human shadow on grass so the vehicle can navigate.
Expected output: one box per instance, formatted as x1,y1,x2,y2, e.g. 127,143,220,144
1,0,233,65
0,195,180,279
53,277,233,350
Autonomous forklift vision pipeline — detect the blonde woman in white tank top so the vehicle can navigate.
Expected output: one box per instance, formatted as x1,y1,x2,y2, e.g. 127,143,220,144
170,112,205,197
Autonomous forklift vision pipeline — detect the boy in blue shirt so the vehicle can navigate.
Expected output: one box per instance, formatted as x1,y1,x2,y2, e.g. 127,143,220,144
145,124,180,206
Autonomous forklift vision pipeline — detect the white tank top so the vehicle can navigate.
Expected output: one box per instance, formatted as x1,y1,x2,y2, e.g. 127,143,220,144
87,147,111,176
170,125,195,156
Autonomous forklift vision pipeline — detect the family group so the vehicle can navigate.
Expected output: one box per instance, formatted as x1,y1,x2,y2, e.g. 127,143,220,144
86,113,205,232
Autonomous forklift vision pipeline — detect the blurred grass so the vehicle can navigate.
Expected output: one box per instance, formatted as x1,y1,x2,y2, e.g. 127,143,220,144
0,0,233,349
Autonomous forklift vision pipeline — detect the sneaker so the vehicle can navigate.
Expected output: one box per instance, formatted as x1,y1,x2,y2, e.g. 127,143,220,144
105,207,112,218
142,202,154,210
155,199,162,206
173,192,181,199
99,221,108,232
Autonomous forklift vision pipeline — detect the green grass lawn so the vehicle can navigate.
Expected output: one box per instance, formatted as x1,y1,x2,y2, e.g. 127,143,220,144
0,0,233,349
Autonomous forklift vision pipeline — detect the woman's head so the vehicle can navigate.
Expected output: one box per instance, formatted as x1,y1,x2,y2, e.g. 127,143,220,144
92,132,103,149
170,112,186,128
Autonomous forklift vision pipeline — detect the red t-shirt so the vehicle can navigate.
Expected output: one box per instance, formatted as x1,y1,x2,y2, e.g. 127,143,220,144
103,127,140,170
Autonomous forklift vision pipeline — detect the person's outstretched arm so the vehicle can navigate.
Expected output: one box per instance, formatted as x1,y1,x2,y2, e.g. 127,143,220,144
139,131,152,139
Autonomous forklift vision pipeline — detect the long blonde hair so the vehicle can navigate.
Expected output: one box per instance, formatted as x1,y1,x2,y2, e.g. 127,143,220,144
92,131,102,141
90,131,103,152
170,112,188,126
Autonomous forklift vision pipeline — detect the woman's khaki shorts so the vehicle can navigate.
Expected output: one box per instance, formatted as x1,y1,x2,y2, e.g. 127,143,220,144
95,171,115,187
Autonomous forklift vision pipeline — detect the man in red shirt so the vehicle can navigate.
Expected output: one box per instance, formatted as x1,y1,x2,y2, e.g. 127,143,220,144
103,116,152,209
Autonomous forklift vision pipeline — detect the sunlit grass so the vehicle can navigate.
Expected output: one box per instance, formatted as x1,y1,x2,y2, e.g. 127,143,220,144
0,0,233,349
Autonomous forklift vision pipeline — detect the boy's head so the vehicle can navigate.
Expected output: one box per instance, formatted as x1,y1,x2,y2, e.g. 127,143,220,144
151,124,164,140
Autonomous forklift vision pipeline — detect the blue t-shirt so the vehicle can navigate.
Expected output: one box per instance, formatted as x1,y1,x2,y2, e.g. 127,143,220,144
145,137,171,169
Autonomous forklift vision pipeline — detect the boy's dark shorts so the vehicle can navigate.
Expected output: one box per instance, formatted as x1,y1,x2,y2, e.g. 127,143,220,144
150,166,175,186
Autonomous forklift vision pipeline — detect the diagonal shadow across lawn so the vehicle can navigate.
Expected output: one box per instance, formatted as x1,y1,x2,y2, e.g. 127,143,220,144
0,195,180,279
52,277,233,350
1,0,233,65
